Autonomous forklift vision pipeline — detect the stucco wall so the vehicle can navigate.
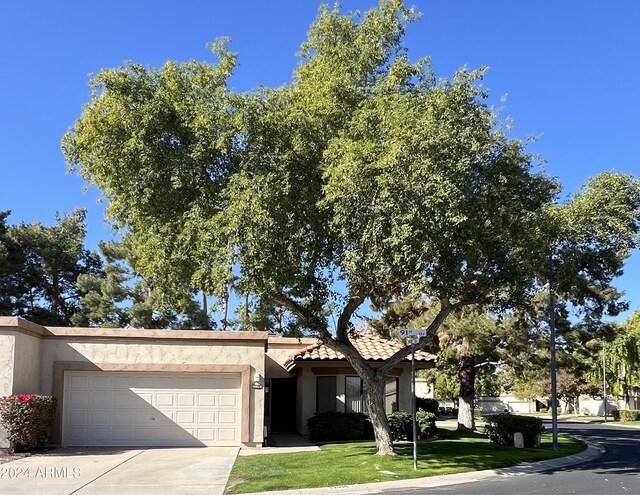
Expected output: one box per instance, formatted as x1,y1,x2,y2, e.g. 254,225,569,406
265,337,317,379
0,332,15,448
477,395,536,414
0,332,15,397
294,361,421,435
40,338,266,444
12,331,42,394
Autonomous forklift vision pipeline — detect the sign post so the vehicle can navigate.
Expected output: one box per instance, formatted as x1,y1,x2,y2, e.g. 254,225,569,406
398,329,427,471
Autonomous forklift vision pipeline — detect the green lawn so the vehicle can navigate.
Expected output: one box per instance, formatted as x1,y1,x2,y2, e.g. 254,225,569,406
225,429,586,494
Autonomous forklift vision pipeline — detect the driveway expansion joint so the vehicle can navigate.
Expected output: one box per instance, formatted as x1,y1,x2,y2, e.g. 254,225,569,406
69,449,147,495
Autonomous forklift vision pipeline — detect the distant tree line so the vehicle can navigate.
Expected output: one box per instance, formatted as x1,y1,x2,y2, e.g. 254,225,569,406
0,209,305,332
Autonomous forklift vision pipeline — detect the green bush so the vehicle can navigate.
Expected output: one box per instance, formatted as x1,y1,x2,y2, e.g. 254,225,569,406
387,410,436,440
0,395,57,452
387,411,413,440
619,409,640,421
416,397,439,415
307,412,374,443
484,413,544,448
438,406,458,417
416,410,436,438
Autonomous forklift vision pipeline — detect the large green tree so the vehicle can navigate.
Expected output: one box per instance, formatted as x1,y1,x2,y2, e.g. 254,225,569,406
63,1,640,454
0,210,102,325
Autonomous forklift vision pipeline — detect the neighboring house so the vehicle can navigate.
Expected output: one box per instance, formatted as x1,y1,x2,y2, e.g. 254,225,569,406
476,395,543,415
0,317,435,448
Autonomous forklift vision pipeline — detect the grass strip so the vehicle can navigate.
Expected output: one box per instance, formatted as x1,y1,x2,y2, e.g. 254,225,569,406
225,428,585,494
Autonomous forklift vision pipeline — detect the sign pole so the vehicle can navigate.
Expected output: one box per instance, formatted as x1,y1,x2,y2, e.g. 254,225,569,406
398,329,427,471
411,339,417,470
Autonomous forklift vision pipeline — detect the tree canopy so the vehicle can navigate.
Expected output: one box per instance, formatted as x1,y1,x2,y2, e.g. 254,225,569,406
62,0,640,453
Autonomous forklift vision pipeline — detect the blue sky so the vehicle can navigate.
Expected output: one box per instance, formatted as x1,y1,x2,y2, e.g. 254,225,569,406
1,1,639,321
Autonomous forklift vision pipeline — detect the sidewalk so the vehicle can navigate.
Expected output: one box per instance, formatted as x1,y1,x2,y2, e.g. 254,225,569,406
237,441,604,495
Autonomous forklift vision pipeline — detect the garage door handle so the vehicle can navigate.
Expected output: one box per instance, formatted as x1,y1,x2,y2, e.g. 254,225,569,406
150,417,155,421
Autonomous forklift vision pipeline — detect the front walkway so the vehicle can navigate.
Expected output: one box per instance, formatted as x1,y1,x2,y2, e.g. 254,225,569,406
240,432,319,456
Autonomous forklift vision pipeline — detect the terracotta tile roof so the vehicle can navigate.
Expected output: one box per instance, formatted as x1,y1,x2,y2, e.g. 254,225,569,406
287,332,436,367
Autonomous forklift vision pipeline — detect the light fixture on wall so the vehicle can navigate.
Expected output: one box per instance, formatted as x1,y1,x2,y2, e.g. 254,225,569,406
253,372,263,388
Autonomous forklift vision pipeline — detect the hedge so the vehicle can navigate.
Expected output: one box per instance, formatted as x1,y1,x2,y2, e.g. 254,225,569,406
308,410,437,443
484,413,544,448
619,409,640,422
307,412,374,442
416,397,439,415
388,410,436,440
0,394,57,452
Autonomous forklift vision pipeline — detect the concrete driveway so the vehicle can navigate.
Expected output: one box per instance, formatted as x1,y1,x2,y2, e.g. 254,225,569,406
0,447,238,495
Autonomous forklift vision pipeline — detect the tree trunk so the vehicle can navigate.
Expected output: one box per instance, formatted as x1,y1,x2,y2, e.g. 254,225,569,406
363,376,395,455
201,291,208,315
221,285,229,331
51,273,60,315
457,354,476,431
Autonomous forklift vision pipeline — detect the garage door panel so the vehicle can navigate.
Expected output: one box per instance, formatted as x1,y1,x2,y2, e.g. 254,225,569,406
68,410,88,425
68,391,90,407
156,393,175,407
91,392,112,408
198,394,216,406
112,410,134,425
114,391,139,408
219,411,237,424
63,371,241,447
219,377,240,389
198,411,216,424
90,410,110,425
69,375,90,388
219,394,237,407
92,375,111,389
178,394,195,407
219,428,237,441
176,411,195,424
197,428,215,441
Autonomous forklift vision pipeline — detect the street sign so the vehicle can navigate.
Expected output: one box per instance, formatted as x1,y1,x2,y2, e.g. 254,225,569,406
398,328,427,338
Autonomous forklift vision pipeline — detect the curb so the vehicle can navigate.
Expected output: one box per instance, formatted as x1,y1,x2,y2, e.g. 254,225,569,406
234,441,604,495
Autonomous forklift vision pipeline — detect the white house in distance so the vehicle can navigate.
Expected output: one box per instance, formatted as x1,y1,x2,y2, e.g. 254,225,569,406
0,317,435,448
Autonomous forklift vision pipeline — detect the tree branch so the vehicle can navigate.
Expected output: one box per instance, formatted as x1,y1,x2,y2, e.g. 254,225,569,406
273,293,330,338
376,297,454,378
335,293,367,343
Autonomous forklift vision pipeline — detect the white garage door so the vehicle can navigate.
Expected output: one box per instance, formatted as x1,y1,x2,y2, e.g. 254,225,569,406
63,371,241,447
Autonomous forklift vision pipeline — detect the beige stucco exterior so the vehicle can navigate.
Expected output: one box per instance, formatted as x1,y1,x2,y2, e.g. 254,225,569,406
266,337,434,435
1,319,436,448
0,317,267,448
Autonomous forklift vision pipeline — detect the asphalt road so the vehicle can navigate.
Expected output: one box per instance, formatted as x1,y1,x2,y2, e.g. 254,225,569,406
387,421,640,495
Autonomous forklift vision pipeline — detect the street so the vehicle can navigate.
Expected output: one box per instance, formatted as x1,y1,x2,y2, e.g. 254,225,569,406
387,422,640,495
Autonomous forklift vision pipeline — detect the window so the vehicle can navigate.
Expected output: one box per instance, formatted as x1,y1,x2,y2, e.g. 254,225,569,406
345,376,364,413
385,377,399,413
345,376,399,414
316,376,337,413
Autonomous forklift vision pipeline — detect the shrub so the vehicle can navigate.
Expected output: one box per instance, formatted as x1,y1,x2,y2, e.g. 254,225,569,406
387,411,413,440
0,394,57,452
416,397,439,415
438,406,458,417
484,413,544,448
307,412,373,443
387,410,436,440
416,410,436,438
619,409,640,422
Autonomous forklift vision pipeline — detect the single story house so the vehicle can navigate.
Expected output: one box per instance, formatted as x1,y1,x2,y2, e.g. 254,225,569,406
0,317,434,448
